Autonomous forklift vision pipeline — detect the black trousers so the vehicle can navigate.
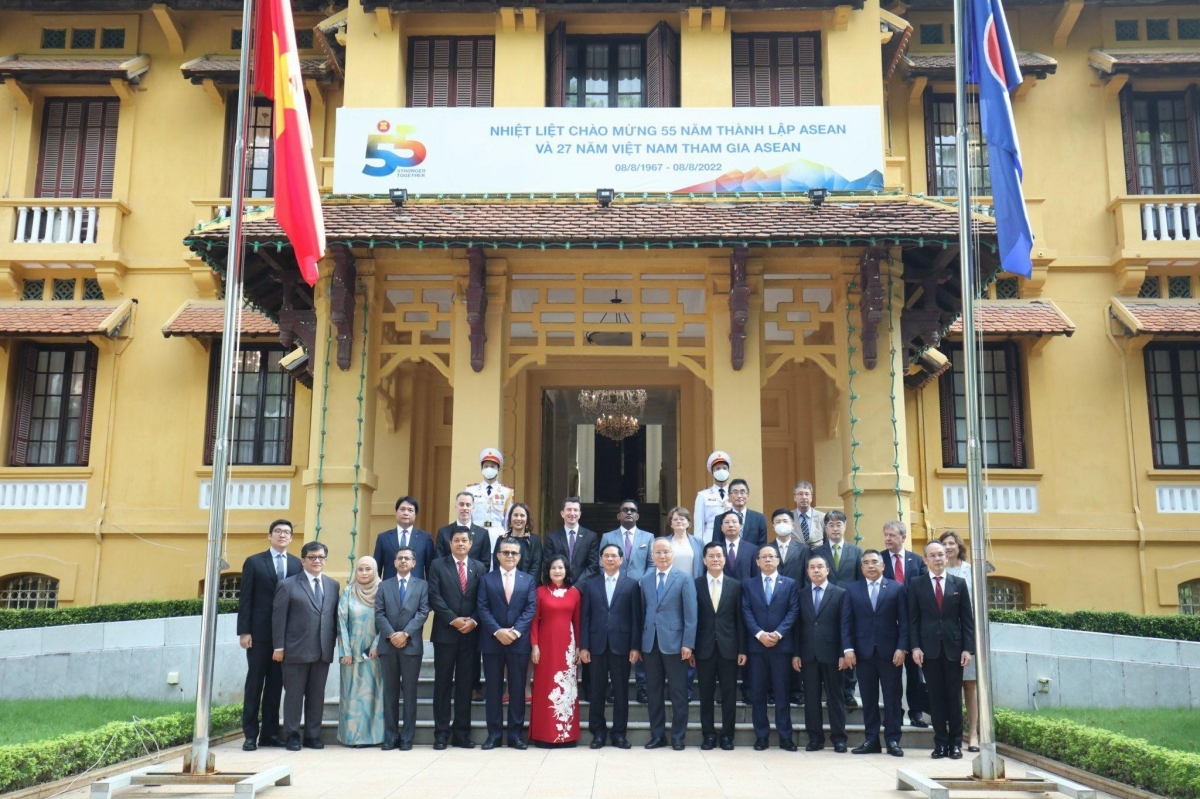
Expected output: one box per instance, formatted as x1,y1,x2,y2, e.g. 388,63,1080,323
482,647,530,740
380,653,422,745
842,664,858,703
644,640,689,742
856,652,904,746
433,637,478,741
923,655,964,748
749,650,794,740
242,644,284,742
802,660,847,745
588,650,632,739
903,653,929,717
281,661,330,741
696,653,738,739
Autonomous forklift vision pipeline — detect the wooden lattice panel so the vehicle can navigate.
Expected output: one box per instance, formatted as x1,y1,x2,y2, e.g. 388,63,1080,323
378,276,456,383
761,273,841,387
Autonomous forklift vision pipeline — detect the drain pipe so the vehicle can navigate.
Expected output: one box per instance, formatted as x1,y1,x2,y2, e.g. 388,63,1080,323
91,317,133,604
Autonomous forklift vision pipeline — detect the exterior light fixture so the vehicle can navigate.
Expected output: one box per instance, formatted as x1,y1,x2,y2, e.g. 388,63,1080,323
807,187,828,208
389,188,408,207
596,188,615,207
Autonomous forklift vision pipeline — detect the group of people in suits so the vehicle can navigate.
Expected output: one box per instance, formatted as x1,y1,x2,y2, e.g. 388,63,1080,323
237,453,978,758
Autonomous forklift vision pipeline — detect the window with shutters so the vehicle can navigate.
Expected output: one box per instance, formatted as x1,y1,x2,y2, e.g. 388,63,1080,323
36,98,119,199
546,23,677,108
223,96,274,197
407,37,494,108
205,345,295,466
731,33,821,107
1144,343,1200,469
938,342,1028,469
9,343,99,467
1128,92,1196,195
925,93,991,196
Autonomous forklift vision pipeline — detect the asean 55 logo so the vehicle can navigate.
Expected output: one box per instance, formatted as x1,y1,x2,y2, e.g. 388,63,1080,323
362,120,427,176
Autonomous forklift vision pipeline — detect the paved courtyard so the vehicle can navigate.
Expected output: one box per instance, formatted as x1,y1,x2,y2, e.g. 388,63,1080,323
66,739,1118,799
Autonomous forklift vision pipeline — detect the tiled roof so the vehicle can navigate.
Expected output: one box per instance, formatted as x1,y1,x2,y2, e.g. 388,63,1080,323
900,51,1057,80
1112,299,1200,335
162,300,279,337
0,302,131,335
947,299,1074,336
1090,50,1200,77
0,55,150,83
189,198,994,248
180,55,335,84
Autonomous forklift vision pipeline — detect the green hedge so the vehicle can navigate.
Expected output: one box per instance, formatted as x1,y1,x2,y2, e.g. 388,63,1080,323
0,704,242,794
0,600,239,631
989,608,1200,642
996,707,1200,798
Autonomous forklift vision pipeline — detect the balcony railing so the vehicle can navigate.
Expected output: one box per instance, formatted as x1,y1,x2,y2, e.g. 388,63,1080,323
1110,195,1200,269
1140,200,1198,242
0,198,130,268
13,204,99,245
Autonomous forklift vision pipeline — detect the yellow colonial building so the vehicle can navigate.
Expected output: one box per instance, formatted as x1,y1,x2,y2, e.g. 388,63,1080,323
0,0,1197,615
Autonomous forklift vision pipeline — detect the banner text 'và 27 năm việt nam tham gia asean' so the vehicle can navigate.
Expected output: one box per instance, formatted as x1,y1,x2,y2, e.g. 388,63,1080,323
332,107,884,196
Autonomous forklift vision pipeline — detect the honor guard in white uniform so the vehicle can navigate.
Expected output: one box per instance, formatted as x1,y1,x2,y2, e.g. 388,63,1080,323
693,451,734,537
466,448,514,536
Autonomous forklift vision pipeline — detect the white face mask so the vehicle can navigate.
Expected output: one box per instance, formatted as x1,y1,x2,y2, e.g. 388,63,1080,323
481,466,499,481
713,468,730,483
774,522,792,537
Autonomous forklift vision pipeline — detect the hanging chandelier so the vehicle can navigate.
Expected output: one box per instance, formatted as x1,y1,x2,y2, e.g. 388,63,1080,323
579,389,647,441
585,291,641,347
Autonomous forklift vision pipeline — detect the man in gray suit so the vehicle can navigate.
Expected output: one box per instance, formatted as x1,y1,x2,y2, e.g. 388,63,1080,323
793,480,826,547
639,537,698,751
272,540,339,751
375,546,430,751
601,499,655,702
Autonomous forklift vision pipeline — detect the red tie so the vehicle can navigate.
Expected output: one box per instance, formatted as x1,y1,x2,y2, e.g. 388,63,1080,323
894,554,905,585
934,575,944,611
458,559,467,593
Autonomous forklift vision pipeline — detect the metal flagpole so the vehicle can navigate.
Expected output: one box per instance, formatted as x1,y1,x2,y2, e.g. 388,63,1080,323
186,0,257,776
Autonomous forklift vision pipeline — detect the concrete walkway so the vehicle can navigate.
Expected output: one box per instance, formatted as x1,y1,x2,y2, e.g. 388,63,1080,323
64,739,1120,799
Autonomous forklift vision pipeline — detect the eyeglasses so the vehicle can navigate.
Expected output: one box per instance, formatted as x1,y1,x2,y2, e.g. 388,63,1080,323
620,508,638,514
395,556,414,562
271,529,293,536
305,555,327,561
498,550,520,557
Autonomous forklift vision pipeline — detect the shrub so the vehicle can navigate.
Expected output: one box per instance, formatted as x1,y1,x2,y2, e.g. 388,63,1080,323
996,708,1200,798
990,609,1200,642
0,704,242,794
0,600,238,631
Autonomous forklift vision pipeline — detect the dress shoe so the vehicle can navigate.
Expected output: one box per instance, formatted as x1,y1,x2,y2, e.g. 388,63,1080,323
780,739,798,752
909,713,930,728
701,736,717,751
753,737,769,751
793,694,805,707
637,687,649,704
242,740,258,751
968,745,980,753
451,737,476,749
834,742,848,753
931,746,947,759
612,737,631,750
260,736,285,748
590,736,607,750
671,740,686,751
719,737,735,751
303,738,324,749
844,696,860,709
644,737,667,749
948,746,962,760
806,741,824,752
481,737,501,750
508,738,528,750
381,741,397,751
433,739,448,751
887,743,905,757
852,742,882,755
472,689,485,703
400,742,413,751
285,736,301,752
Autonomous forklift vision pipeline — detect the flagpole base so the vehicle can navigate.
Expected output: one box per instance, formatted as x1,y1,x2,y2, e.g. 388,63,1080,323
90,762,292,799
897,764,1096,799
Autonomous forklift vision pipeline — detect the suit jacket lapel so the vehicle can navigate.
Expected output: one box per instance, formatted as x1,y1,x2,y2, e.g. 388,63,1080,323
300,574,319,611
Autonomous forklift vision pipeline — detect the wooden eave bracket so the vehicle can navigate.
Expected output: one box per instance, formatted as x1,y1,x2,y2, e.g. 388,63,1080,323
466,245,487,372
110,78,136,103
499,7,517,31
5,78,31,108
329,243,357,371
1013,75,1038,101
907,75,927,108
685,7,725,32
201,78,223,108
375,7,395,32
728,246,749,370
832,5,853,31
1102,71,1128,99
94,263,126,299
1052,0,1083,49
152,3,186,55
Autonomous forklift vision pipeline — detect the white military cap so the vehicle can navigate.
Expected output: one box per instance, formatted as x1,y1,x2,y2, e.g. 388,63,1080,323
479,448,504,467
707,451,732,472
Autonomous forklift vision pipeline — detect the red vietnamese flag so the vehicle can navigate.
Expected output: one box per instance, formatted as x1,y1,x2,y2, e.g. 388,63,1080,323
253,0,325,286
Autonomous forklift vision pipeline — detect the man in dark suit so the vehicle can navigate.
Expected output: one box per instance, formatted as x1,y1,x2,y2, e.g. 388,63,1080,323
716,511,759,582
742,547,800,751
375,546,430,751
881,520,929,728
710,479,767,546
809,509,863,709
544,496,600,584
639,538,698,751
435,492,492,564
477,537,538,749
374,495,436,580
427,526,487,749
271,540,339,751
579,543,643,749
842,548,908,757
909,540,975,760
792,554,849,752
767,508,811,706
236,519,302,751
691,542,745,751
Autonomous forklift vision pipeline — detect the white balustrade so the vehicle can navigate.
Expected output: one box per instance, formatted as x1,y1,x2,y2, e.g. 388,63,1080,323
0,480,88,510
11,204,100,245
1141,201,1199,242
943,483,1039,514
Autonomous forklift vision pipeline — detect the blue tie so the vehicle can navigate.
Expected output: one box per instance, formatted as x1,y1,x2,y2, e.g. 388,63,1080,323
398,577,406,605
313,577,324,608
275,553,286,582
813,586,822,615
656,572,665,603
765,577,774,604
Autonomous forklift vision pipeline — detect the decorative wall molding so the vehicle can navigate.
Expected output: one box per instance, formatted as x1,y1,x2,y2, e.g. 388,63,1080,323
1156,485,1200,514
943,483,1038,514
199,479,291,510
0,481,88,510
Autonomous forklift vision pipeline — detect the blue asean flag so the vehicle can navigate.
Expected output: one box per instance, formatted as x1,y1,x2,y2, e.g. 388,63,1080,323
967,0,1034,278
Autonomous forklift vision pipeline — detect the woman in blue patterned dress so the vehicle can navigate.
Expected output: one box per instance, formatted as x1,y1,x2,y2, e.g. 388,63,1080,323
336,556,384,746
